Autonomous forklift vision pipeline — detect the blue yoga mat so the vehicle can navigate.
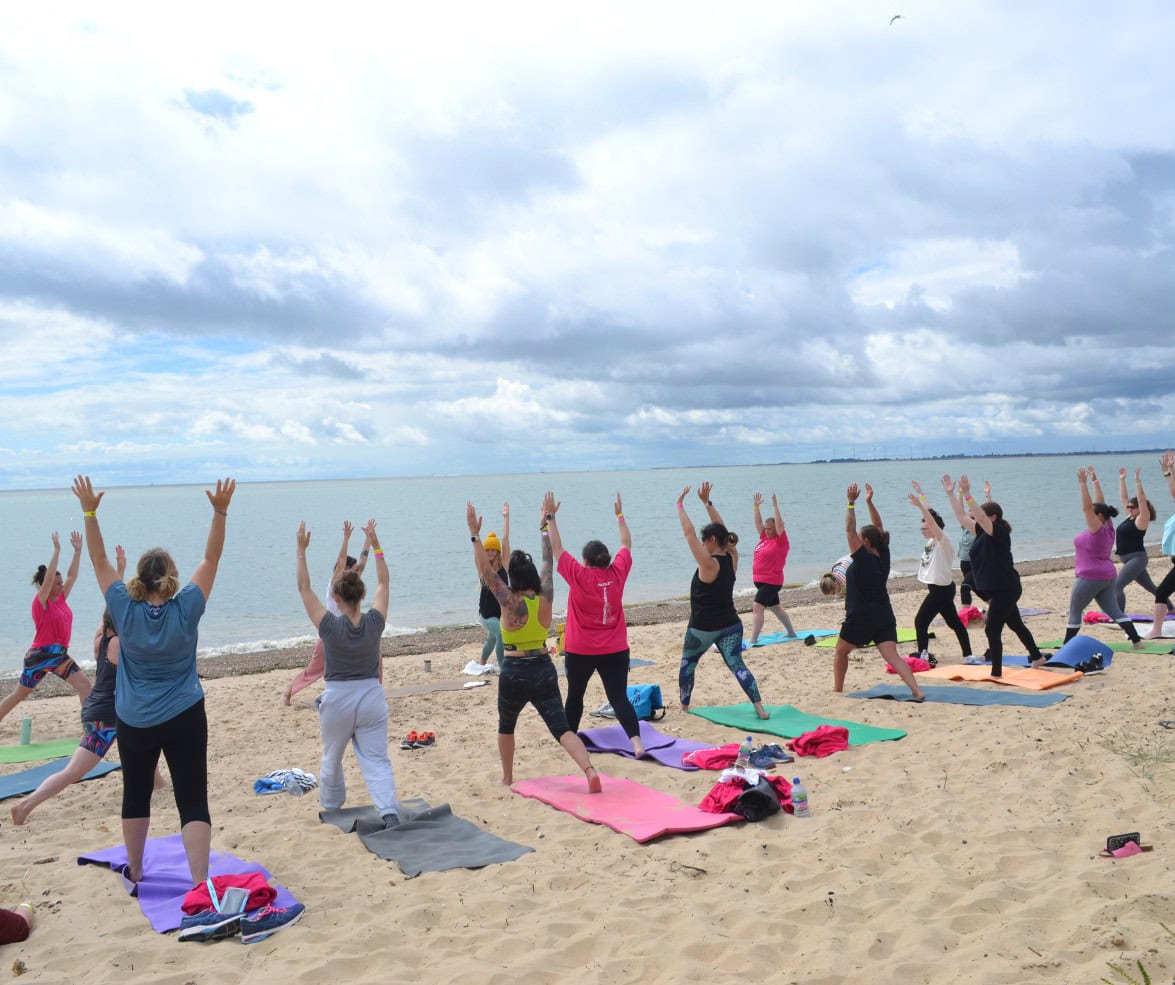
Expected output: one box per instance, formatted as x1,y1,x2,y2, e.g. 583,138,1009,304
980,638,1114,670
848,684,1069,707
0,758,121,801
749,630,838,647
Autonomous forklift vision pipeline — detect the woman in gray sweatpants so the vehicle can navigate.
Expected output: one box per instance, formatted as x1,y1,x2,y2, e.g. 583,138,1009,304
296,518,401,829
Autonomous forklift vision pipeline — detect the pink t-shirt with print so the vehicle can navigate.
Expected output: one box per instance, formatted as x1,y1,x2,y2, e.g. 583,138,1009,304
31,594,73,649
752,529,790,585
558,547,633,655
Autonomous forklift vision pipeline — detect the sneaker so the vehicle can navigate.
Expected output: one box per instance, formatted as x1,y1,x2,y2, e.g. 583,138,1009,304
240,903,305,945
748,749,778,769
761,743,795,764
964,655,985,665
482,662,499,674
178,908,243,943
381,812,401,829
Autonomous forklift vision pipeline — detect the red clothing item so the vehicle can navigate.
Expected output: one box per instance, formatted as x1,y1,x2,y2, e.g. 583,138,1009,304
886,656,932,674
787,725,849,758
181,873,277,914
558,548,633,654
958,606,984,626
752,529,790,585
681,743,740,770
31,594,73,649
699,775,794,814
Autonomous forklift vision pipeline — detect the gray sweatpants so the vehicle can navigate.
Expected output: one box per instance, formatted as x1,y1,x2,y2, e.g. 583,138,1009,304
1067,576,1133,631
316,678,399,817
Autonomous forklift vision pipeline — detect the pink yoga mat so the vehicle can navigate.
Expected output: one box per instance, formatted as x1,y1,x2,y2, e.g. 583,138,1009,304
511,774,741,843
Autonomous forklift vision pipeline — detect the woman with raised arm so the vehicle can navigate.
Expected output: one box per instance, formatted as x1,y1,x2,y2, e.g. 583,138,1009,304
548,491,645,758
72,474,235,889
468,502,510,675
676,482,770,718
283,522,372,704
0,531,92,726
297,519,401,828
1115,467,1166,615
467,498,601,791
907,481,972,664
747,492,798,645
831,484,925,700
1144,450,1175,639
942,474,1045,675
1062,467,1144,647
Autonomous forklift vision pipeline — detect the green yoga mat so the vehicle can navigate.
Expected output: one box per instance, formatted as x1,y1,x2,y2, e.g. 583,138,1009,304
0,739,79,764
689,703,907,745
1037,638,1173,654
815,628,920,648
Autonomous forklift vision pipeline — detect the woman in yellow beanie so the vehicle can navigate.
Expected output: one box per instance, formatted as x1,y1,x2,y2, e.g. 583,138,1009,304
466,504,510,675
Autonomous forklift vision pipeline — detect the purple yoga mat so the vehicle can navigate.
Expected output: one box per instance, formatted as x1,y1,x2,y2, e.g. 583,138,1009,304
78,834,300,933
579,720,710,770
1129,613,1175,622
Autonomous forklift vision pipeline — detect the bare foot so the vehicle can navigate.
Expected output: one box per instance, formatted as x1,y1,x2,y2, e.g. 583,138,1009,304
282,688,293,706
585,766,602,793
10,800,31,826
910,690,926,703
500,774,513,786
1029,655,1048,668
753,702,771,720
631,743,647,758
15,903,34,932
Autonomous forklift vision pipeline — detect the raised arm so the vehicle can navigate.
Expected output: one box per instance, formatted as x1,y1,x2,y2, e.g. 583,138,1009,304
863,482,883,533
295,522,328,629
615,492,631,552
538,503,555,626
678,486,720,580
1118,468,1132,512
772,493,784,532
1161,451,1175,502
71,476,119,596
191,478,236,600
941,474,976,533
543,491,564,562
60,531,83,601
115,544,127,582
959,475,992,535
36,533,62,606
752,492,766,536
500,501,512,563
1076,468,1101,532
1087,464,1105,505
468,501,523,623
363,519,389,620
908,481,944,541
845,483,863,553
697,481,725,527
1133,468,1151,533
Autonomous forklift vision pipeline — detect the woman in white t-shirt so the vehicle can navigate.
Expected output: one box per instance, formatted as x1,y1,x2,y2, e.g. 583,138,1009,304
908,481,974,663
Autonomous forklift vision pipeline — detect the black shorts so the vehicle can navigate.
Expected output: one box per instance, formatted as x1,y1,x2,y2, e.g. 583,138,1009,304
753,582,782,607
839,614,897,648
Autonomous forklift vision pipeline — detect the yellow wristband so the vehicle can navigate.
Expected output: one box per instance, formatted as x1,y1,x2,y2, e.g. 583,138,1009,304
83,511,96,517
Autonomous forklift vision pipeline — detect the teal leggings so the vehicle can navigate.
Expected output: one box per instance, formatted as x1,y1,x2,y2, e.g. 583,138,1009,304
679,622,761,707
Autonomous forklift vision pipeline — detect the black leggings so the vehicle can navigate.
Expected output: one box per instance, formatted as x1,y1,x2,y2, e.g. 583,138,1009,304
564,649,638,739
497,654,571,738
1155,559,1175,608
982,584,1042,676
914,582,972,656
116,699,209,826
959,560,974,607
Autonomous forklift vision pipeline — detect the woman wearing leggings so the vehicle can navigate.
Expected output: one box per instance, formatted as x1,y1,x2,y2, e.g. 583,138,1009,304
676,483,770,718
1115,467,1167,614
548,491,645,758
942,474,1045,676
73,474,235,888
1144,450,1175,639
1063,467,1143,647
906,481,972,664
747,492,798,645
467,498,601,791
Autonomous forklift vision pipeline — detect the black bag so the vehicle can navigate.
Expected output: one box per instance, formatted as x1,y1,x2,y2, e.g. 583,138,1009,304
733,777,781,821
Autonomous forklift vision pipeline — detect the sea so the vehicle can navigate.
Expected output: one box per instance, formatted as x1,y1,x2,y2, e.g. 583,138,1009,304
1,452,1165,674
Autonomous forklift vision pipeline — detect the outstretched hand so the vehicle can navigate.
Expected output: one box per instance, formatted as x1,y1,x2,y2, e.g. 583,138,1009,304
115,544,127,579
911,479,924,496
753,491,763,509
71,475,104,514
864,483,874,502
542,491,560,518
614,492,624,517
51,531,60,550
362,518,378,541
206,477,236,514
296,521,312,553
342,520,354,540
941,474,955,496
69,530,82,551
907,492,922,509
1077,467,1088,483
677,486,690,505
958,475,972,496
846,483,860,503
466,501,482,536
698,481,713,504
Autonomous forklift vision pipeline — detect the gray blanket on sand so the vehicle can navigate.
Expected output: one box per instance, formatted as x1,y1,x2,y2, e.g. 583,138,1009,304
319,798,533,877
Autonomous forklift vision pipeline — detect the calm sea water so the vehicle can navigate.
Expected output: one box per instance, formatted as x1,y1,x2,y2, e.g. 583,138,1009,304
1,453,1165,673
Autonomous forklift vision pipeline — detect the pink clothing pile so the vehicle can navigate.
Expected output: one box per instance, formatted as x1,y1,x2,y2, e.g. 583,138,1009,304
681,743,741,770
957,606,984,626
787,725,849,758
1083,611,1112,624
699,774,793,814
886,656,933,674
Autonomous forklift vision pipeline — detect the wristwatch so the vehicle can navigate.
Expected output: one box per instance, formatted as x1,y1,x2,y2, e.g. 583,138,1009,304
545,513,555,521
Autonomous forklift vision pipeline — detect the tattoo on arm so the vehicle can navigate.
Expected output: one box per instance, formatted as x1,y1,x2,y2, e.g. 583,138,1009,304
540,535,554,601
486,571,516,613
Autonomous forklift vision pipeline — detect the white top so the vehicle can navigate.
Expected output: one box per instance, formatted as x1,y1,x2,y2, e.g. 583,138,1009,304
917,533,955,587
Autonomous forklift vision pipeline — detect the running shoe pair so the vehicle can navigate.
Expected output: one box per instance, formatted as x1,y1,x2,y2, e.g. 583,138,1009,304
178,902,305,944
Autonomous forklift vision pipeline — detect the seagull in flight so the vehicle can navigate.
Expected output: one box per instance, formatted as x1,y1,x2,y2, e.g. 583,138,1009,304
890,14,902,24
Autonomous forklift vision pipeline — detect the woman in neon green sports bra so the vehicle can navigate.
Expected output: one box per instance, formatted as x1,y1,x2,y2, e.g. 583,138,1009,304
467,497,602,792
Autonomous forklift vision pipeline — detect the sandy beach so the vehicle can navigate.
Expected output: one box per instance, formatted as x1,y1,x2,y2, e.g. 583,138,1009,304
2,554,1173,985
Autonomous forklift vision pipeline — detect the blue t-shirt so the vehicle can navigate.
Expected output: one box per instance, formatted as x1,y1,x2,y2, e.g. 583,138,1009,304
105,581,206,728
1163,513,1175,557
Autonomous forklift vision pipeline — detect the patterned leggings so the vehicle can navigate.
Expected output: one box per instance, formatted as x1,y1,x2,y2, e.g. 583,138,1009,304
679,621,761,708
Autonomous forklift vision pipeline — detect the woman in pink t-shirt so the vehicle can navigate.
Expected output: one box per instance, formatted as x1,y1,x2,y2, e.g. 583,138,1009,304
747,492,798,645
0,531,93,726
1064,467,1144,648
547,492,646,759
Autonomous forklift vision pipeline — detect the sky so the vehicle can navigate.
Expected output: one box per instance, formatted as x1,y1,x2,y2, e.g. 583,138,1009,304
1,1,1173,489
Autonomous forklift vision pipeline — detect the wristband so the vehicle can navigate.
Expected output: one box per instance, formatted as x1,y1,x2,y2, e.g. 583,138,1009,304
541,530,549,537
83,511,96,517
964,495,975,504
471,536,478,542
676,503,685,510
706,500,713,507
373,550,384,557
753,505,760,511
616,514,624,520
1165,471,1173,478
361,548,370,556
846,503,855,510
297,554,306,559
540,524,549,532
545,513,555,521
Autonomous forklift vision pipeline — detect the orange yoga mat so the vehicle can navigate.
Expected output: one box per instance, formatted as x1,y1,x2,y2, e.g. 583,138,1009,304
919,664,1083,690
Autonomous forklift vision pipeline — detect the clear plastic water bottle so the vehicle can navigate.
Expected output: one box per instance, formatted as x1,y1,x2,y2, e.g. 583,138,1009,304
282,774,305,797
791,776,811,818
735,736,753,771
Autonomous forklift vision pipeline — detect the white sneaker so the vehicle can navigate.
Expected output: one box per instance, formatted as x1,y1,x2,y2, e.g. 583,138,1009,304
964,655,985,665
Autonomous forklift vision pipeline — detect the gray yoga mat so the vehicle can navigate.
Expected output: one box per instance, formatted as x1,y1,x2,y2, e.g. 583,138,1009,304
847,684,1069,707
320,798,533,877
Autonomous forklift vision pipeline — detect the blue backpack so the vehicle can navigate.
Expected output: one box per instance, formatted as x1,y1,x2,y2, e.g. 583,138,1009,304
626,684,665,721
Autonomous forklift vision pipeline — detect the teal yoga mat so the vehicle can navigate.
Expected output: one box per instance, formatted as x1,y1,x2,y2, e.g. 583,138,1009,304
749,630,838,647
0,739,82,765
815,628,920,648
689,703,906,745
0,758,120,801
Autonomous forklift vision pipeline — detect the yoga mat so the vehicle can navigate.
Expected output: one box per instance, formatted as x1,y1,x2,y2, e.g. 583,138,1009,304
1107,640,1174,654
919,665,1083,690
1128,613,1175,622
511,774,741,843
78,834,300,933
749,630,838,647
848,684,1069,707
579,721,709,771
385,679,490,698
629,658,655,668
0,758,120,801
689,703,906,745
1018,608,1050,617
816,628,920,648
320,799,532,876
0,739,82,764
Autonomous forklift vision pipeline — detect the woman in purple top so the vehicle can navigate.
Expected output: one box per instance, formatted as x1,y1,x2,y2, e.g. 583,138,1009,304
1064,467,1143,648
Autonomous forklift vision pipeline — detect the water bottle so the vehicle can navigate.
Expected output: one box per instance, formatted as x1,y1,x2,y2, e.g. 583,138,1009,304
735,736,753,771
19,715,32,745
282,774,305,797
791,777,811,818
